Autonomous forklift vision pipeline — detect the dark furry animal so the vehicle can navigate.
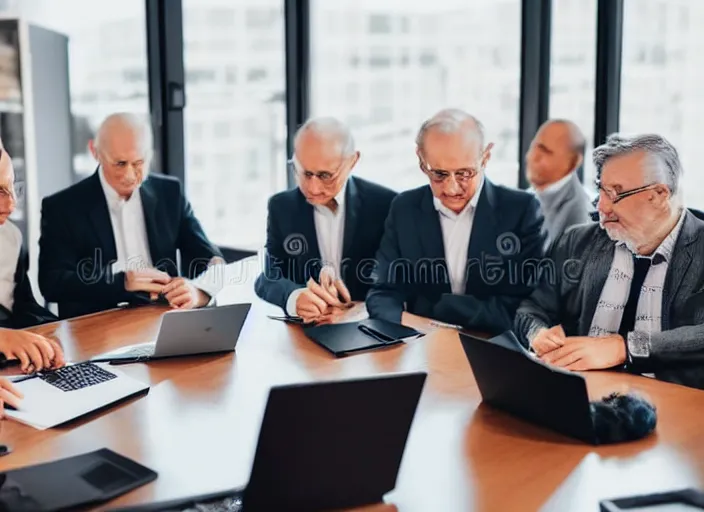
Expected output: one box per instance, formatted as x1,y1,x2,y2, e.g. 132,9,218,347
590,392,657,444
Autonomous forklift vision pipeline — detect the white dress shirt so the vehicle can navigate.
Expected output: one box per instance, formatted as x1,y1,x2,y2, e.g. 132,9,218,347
433,177,484,295
286,182,348,315
589,210,686,357
0,220,22,312
98,167,153,274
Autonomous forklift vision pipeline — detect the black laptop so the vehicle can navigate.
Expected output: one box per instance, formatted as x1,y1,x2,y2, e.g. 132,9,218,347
0,448,157,512
110,371,427,512
459,331,597,443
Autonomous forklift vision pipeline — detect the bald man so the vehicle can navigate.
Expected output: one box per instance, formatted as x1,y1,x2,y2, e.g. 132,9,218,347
254,117,396,322
366,109,546,334
526,119,592,247
39,113,222,319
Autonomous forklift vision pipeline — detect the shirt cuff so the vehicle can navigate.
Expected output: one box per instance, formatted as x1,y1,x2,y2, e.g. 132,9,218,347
190,264,225,300
286,288,306,317
627,331,651,359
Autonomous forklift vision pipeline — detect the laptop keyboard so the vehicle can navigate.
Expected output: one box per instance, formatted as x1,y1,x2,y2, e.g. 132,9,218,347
40,363,118,392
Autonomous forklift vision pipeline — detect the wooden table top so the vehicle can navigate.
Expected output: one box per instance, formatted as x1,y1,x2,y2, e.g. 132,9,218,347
1,300,704,512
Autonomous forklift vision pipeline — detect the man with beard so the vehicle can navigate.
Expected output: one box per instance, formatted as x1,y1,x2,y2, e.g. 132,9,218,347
514,133,704,390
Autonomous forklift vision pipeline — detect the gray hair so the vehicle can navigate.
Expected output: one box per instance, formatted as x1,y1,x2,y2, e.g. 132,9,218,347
94,112,153,153
593,133,683,201
416,108,485,152
294,117,355,157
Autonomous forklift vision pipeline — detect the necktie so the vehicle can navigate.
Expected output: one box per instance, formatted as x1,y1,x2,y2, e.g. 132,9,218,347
618,255,652,339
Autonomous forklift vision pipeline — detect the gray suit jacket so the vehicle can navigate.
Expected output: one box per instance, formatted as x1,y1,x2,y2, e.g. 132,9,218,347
514,210,704,389
535,172,592,250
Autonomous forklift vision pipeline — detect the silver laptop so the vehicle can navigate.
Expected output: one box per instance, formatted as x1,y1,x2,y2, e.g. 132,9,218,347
91,303,251,364
6,362,149,430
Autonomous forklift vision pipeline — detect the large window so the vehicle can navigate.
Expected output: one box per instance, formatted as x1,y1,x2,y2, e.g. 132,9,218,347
183,0,287,251
0,0,150,179
549,0,597,190
311,0,522,192
620,0,704,209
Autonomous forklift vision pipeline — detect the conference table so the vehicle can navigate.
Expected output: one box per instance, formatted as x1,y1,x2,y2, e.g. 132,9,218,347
1,292,704,511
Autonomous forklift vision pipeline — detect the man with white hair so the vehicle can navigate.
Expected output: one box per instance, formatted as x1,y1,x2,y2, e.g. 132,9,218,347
515,133,704,389
254,117,396,323
366,108,546,334
39,112,222,319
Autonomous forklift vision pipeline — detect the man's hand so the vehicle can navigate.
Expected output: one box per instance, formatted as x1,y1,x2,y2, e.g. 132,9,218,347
540,334,627,371
124,269,172,294
161,278,211,309
295,276,349,323
0,377,22,416
0,329,66,373
319,267,352,306
530,325,566,356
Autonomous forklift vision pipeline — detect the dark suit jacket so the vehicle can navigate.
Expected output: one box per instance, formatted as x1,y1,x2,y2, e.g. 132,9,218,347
514,211,704,389
0,246,57,329
254,176,396,311
38,171,222,319
366,179,546,334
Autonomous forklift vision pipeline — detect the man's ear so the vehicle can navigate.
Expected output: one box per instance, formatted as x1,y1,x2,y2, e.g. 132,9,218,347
481,142,495,166
88,139,98,160
571,151,584,172
650,184,671,207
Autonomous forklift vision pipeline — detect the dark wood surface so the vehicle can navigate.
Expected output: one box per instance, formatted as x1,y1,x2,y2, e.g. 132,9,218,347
1,301,703,511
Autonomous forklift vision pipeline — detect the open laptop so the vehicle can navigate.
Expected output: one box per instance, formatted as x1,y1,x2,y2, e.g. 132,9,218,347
459,331,597,443
0,448,157,512
5,362,149,430
92,303,251,364
109,371,428,512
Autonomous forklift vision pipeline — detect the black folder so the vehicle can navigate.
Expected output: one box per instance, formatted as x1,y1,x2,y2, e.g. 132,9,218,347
0,448,157,511
303,319,422,356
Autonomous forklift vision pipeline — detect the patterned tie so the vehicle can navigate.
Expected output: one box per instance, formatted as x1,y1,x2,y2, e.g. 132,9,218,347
617,255,652,339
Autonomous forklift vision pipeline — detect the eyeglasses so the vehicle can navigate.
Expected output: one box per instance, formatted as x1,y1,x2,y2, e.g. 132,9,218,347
419,159,479,184
595,180,659,204
288,157,346,183
0,181,23,202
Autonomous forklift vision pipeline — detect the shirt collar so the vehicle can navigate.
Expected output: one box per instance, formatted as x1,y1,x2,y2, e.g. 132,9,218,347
537,171,575,197
99,166,140,210
652,208,686,263
433,175,484,220
313,180,347,213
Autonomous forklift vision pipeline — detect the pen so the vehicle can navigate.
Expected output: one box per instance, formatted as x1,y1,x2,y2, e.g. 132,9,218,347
429,320,464,330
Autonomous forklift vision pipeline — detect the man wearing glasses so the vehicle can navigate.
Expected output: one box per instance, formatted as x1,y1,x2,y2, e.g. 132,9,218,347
255,117,396,323
515,134,704,389
366,109,546,334
0,145,66,373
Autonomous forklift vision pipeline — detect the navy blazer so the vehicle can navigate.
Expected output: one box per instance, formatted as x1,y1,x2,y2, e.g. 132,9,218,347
38,171,222,319
0,246,57,328
366,179,547,334
255,176,397,311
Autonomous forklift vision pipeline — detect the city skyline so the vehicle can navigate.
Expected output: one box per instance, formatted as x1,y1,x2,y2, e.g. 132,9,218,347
1,0,702,251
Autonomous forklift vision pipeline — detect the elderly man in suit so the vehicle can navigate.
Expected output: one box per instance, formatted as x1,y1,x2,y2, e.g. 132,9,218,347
39,113,222,319
526,119,592,248
0,147,65,372
366,109,546,334
254,117,396,323
515,133,704,389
